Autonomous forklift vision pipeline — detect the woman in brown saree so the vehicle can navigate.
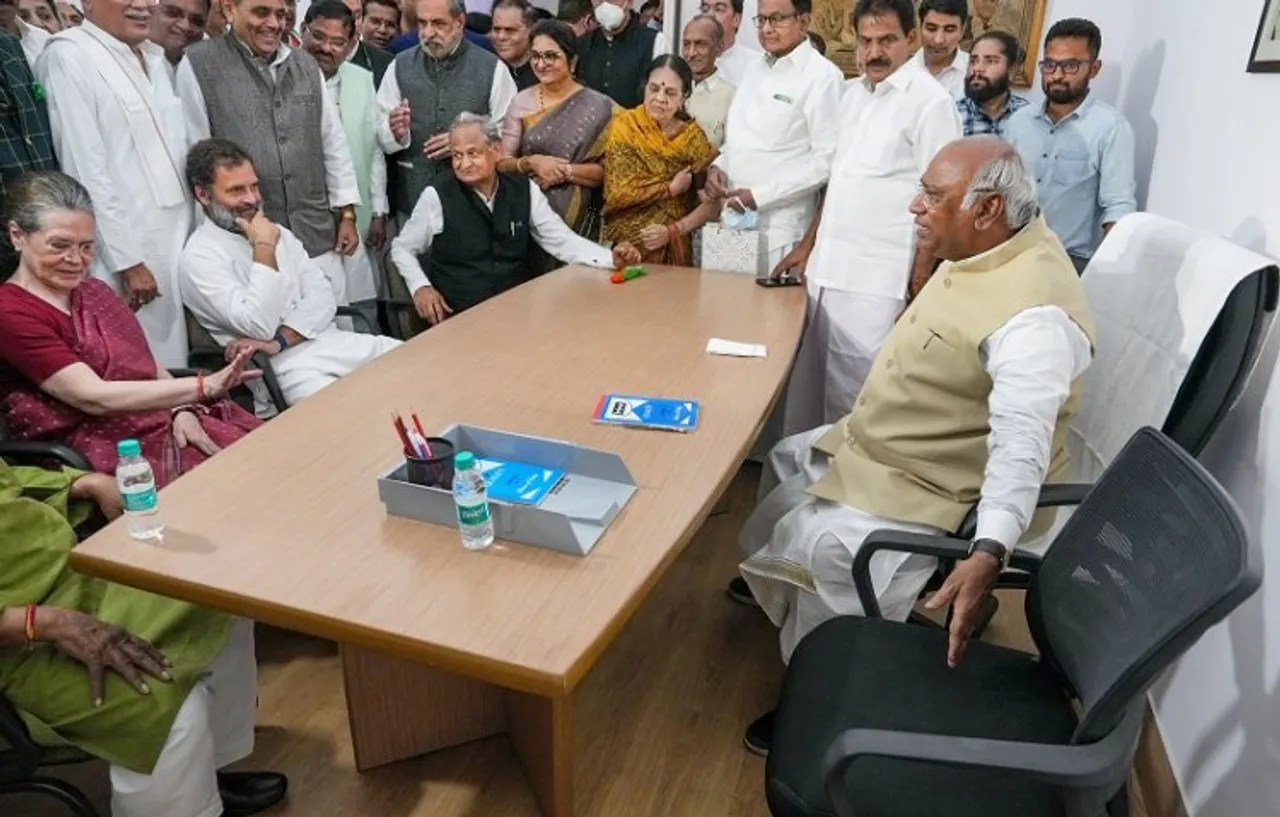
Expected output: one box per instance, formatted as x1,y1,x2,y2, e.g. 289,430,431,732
498,20,615,240
602,55,721,266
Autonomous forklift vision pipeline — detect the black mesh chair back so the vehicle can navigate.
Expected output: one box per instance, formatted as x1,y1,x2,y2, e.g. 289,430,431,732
1026,427,1260,746
1162,266,1278,455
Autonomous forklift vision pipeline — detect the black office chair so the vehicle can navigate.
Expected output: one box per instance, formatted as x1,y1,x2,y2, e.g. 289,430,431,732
0,694,100,817
764,428,1261,817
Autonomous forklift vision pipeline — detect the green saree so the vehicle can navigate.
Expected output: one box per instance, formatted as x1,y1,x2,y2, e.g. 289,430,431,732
0,461,232,774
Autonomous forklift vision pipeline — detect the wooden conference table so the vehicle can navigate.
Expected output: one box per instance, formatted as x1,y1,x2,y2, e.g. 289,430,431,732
71,265,806,817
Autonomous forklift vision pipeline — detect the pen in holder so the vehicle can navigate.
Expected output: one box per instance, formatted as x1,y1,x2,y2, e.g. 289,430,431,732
404,437,456,488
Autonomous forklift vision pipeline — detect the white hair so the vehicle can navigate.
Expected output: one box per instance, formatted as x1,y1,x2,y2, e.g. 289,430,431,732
450,111,501,144
961,151,1039,230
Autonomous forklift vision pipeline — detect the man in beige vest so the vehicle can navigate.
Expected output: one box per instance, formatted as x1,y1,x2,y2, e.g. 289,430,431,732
735,136,1096,756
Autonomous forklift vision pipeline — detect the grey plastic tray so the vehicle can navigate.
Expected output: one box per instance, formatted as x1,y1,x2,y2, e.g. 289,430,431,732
376,424,637,557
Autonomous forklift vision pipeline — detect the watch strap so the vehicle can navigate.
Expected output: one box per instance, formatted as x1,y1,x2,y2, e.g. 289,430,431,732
969,538,1010,570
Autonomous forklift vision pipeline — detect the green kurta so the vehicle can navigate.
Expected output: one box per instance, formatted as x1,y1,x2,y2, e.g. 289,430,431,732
0,461,232,774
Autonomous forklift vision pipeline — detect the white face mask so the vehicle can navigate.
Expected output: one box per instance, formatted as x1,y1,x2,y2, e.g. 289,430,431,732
594,2,626,30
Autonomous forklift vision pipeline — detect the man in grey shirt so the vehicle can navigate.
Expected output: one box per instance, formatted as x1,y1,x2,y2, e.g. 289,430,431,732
1004,17,1136,273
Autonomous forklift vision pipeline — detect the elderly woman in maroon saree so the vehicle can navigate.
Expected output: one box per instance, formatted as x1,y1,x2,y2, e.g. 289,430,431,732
0,172,260,485
498,20,615,239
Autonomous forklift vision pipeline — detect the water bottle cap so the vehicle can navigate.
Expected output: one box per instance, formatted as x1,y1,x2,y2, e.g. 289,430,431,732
454,450,475,470
117,439,141,457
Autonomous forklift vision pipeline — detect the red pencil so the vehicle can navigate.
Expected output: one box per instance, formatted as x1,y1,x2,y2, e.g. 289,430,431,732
411,412,433,456
391,412,413,455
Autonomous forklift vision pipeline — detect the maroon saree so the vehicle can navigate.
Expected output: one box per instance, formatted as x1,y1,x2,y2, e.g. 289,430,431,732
0,279,260,486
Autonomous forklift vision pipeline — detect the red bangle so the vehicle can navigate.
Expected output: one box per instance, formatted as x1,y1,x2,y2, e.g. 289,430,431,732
196,372,207,402
24,604,37,649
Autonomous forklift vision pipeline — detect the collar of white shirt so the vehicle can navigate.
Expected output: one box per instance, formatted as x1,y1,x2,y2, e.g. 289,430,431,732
764,36,816,71
913,47,966,77
694,71,723,92
861,54,928,95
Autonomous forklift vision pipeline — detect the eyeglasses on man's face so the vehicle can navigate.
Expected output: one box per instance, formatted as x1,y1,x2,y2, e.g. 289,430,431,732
753,12,798,29
1038,58,1091,76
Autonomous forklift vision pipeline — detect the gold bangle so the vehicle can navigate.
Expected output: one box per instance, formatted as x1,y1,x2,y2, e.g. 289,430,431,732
340,209,356,222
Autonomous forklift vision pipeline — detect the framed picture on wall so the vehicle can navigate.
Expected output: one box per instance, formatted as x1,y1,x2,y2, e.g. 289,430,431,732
1247,0,1280,72
810,0,1050,86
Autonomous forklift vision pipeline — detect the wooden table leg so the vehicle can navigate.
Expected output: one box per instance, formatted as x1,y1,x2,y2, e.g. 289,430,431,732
340,645,576,816
340,644,506,771
506,689,574,817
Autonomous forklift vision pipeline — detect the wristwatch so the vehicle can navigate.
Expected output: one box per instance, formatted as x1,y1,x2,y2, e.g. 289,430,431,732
967,538,1010,570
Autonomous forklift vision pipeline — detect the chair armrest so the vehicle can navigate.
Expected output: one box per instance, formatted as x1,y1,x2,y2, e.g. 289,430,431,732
336,305,377,335
0,691,40,783
1037,482,1093,508
251,352,289,414
186,345,227,373
0,441,92,472
823,706,1143,817
852,531,972,619
166,367,201,379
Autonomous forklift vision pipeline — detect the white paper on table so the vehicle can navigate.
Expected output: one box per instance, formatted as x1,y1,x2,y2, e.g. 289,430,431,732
707,338,767,358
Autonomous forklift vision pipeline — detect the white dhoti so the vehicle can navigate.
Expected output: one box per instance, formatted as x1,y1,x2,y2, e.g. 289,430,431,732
259,327,401,414
109,618,257,817
780,284,903,438
310,250,351,307
739,427,941,663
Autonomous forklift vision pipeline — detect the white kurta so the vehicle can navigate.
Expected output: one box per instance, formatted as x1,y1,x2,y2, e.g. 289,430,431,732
713,38,843,269
37,22,194,368
178,219,401,415
173,40,363,304
784,57,961,435
741,305,1094,662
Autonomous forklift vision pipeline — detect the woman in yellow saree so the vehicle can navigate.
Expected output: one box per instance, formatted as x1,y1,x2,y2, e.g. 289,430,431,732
602,55,722,266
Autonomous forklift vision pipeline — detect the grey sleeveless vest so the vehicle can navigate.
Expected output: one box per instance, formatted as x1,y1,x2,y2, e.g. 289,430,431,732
392,39,498,216
185,38,335,257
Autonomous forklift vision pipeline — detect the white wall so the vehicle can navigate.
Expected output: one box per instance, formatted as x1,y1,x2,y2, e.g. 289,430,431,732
1043,1,1280,815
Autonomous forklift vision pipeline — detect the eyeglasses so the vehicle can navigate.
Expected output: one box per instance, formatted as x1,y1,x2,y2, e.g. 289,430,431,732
753,12,798,28
530,50,564,64
1038,58,1090,75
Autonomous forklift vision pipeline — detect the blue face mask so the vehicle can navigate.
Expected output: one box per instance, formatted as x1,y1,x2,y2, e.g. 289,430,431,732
722,202,759,231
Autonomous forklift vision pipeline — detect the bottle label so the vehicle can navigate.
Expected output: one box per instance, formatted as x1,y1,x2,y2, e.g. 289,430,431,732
457,499,490,527
122,486,158,513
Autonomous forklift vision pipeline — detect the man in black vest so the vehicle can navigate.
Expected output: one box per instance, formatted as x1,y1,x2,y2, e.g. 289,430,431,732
490,0,537,90
389,112,639,325
576,0,668,107
341,0,393,84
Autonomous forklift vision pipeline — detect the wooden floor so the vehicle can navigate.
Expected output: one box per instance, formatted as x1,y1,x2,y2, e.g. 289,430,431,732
23,464,1046,817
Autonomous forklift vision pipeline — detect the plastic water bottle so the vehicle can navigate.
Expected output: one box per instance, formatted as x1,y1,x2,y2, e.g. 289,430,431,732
116,439,164,542
452,451,494,550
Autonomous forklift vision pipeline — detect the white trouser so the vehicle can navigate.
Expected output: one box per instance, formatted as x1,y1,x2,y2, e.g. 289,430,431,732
109,619,257,817
739,428,940,663
262,328,402,414
780,284,903,438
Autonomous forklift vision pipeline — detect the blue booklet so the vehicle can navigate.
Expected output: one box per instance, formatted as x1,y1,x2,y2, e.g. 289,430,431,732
592,394,700,432
476,457,565,506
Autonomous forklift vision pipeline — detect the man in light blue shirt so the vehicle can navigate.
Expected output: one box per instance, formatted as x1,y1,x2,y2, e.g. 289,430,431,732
1004,17,1136,272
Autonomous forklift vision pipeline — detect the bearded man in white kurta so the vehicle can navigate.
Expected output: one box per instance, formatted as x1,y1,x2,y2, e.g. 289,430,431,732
735,138,1095,758
36,8,193,368
771,0,961,437
179,139,400,416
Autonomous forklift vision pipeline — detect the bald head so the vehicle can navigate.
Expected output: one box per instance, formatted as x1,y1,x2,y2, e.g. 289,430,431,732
910,136,1038,262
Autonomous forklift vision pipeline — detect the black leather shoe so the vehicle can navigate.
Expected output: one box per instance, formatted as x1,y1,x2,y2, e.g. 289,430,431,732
726,577,761,608
219,771,288,815
743,710,775,757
